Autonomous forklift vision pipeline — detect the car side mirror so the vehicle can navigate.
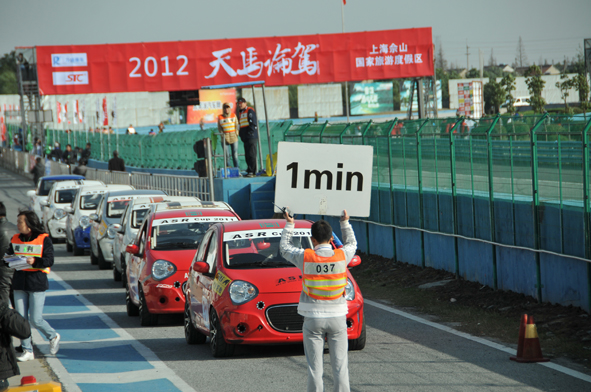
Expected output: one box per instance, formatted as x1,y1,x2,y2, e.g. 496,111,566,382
27,190,36,198
40,200,49,207
126,244,139,255
192,261,209,273
348,255,361,268
89,213,99,221
64,206,74,214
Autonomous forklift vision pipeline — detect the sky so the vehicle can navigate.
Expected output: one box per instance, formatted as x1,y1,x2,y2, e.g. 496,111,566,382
1,0,590,69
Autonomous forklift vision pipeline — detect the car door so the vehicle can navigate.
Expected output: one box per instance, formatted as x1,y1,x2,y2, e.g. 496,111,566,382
128,220,148,305
90,196,105,255
115,204,131,263
192,229,218,331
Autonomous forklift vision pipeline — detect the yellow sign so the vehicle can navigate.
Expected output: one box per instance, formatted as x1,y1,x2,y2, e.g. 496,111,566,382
212,270,231,296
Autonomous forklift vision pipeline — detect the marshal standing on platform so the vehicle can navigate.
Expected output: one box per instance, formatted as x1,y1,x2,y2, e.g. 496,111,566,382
237,97,258,177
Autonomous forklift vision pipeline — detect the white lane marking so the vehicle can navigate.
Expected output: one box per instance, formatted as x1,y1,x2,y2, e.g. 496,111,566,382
365,299,591,384
43,273,197,392
32,329,83,392
70,369,171,384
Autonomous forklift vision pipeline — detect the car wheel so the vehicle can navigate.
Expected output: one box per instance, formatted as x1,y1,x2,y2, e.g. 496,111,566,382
90,248,98,265
73,241,84,256
210,309,234,357
113,261,122,281
139,285,158,327
184,297,206,345
126,283,139,317
97,248,111,270
348,313,366,351
66,241,73,252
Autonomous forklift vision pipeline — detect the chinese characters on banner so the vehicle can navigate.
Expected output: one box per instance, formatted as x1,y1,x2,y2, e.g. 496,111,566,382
35,28,433,95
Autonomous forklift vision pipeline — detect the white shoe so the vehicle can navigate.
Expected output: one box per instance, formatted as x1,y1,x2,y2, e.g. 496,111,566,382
17,351,35,362
49,333,60,355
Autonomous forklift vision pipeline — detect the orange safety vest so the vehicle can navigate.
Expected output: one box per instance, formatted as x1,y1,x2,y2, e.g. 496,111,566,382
11,233,51,274
218,114,238,133
239,108,252,128
302,248,347,300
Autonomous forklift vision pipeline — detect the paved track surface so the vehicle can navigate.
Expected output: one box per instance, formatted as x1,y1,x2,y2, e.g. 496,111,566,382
1,166,590,392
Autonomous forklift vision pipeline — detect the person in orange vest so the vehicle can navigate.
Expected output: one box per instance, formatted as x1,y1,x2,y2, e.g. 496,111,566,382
237,97,258,177
6,210,60,361
217,102,240,169
280,209,356,392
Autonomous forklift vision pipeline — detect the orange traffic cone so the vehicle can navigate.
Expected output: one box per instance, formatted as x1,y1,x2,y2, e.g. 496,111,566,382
510,314,549,363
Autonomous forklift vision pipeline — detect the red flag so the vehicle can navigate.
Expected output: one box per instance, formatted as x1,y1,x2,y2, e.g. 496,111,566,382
56,102,62,124
102,97,108,126
343,0,346,4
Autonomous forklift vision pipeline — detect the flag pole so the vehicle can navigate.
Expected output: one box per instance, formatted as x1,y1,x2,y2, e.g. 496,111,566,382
342,1,350,122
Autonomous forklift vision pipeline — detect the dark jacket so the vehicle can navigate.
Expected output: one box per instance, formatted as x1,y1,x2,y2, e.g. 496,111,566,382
8,234,54,292
31,161,45,186
0,218,14,304
0,301,31,380
50,148,63,161
108,157,125,172
238,107,259,140
81,148,91,160
63,150,76,165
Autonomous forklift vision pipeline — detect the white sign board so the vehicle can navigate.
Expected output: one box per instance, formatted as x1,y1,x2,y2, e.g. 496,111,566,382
274,142,373,217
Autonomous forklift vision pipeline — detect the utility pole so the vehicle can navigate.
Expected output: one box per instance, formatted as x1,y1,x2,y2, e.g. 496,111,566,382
341,1,350,121
465,40,470,71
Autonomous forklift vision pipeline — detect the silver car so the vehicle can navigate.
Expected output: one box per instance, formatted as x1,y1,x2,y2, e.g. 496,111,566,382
89,189,167,270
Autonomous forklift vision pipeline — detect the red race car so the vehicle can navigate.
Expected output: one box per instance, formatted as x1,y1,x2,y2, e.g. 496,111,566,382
125,203,240,326
184,219,365,357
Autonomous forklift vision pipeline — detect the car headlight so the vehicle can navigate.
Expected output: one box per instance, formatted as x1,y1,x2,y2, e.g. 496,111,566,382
152,260,177,281
229,280,258,305
344,278,355,301
107,225,118,239
79,215,91,229
54,209,66,220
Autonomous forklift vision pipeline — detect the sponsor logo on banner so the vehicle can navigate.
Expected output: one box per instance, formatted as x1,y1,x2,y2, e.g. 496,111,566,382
152,216,238,226
223,228,311,241
51,53,88,67
52,71,89,85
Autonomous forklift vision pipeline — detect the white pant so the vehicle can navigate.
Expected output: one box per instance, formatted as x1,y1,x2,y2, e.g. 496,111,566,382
303,316,350,392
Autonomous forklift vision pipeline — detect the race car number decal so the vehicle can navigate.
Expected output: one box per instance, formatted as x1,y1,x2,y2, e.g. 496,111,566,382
223,228,311,240
212,271,231,296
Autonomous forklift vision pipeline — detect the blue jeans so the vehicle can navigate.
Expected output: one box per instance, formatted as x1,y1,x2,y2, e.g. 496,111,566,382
14,290,58,353
225,141,239,168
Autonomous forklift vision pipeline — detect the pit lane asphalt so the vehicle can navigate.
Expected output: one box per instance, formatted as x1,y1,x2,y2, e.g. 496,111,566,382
1,166,590,392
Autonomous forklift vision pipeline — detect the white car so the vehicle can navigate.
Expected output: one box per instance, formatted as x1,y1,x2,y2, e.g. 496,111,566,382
112,196,202,285
41,180,104,241
27,174,85,222
65,184,135,256
89,189,167,270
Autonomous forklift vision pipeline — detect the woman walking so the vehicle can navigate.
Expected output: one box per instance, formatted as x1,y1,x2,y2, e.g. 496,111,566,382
7,210,60,361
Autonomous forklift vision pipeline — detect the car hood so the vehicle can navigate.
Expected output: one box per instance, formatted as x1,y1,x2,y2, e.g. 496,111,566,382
76,208,96,217
151,249,198,269
223,266,303,294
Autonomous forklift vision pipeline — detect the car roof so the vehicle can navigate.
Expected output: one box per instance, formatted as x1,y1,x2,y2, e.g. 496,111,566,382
153,200,232,212
219,219,312,232
153,208,238,220
53,180,103,190
105,189,167,198
129,196,201,211
40,175,85,181
78,184,134,194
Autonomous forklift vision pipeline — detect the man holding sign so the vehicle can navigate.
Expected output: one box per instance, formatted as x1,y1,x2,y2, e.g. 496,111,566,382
280,209,356,392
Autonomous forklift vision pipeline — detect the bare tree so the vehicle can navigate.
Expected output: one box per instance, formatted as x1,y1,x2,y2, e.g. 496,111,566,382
488,48,496,67
436,43,448,70
515,36,528,68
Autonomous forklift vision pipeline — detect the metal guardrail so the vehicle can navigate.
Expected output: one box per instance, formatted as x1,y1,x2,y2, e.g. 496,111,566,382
1,148,213,201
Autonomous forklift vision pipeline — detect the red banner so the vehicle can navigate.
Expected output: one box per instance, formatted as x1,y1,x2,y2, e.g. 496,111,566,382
102,97,108,126
35,28,433,95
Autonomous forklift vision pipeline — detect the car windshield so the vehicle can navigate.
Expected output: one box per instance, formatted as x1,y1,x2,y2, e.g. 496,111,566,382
223,236,312,269
107,200,131,218
151,222,213,250
80,194,103,210
55,189,76,204
38,180,55,196
131,209,149,229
